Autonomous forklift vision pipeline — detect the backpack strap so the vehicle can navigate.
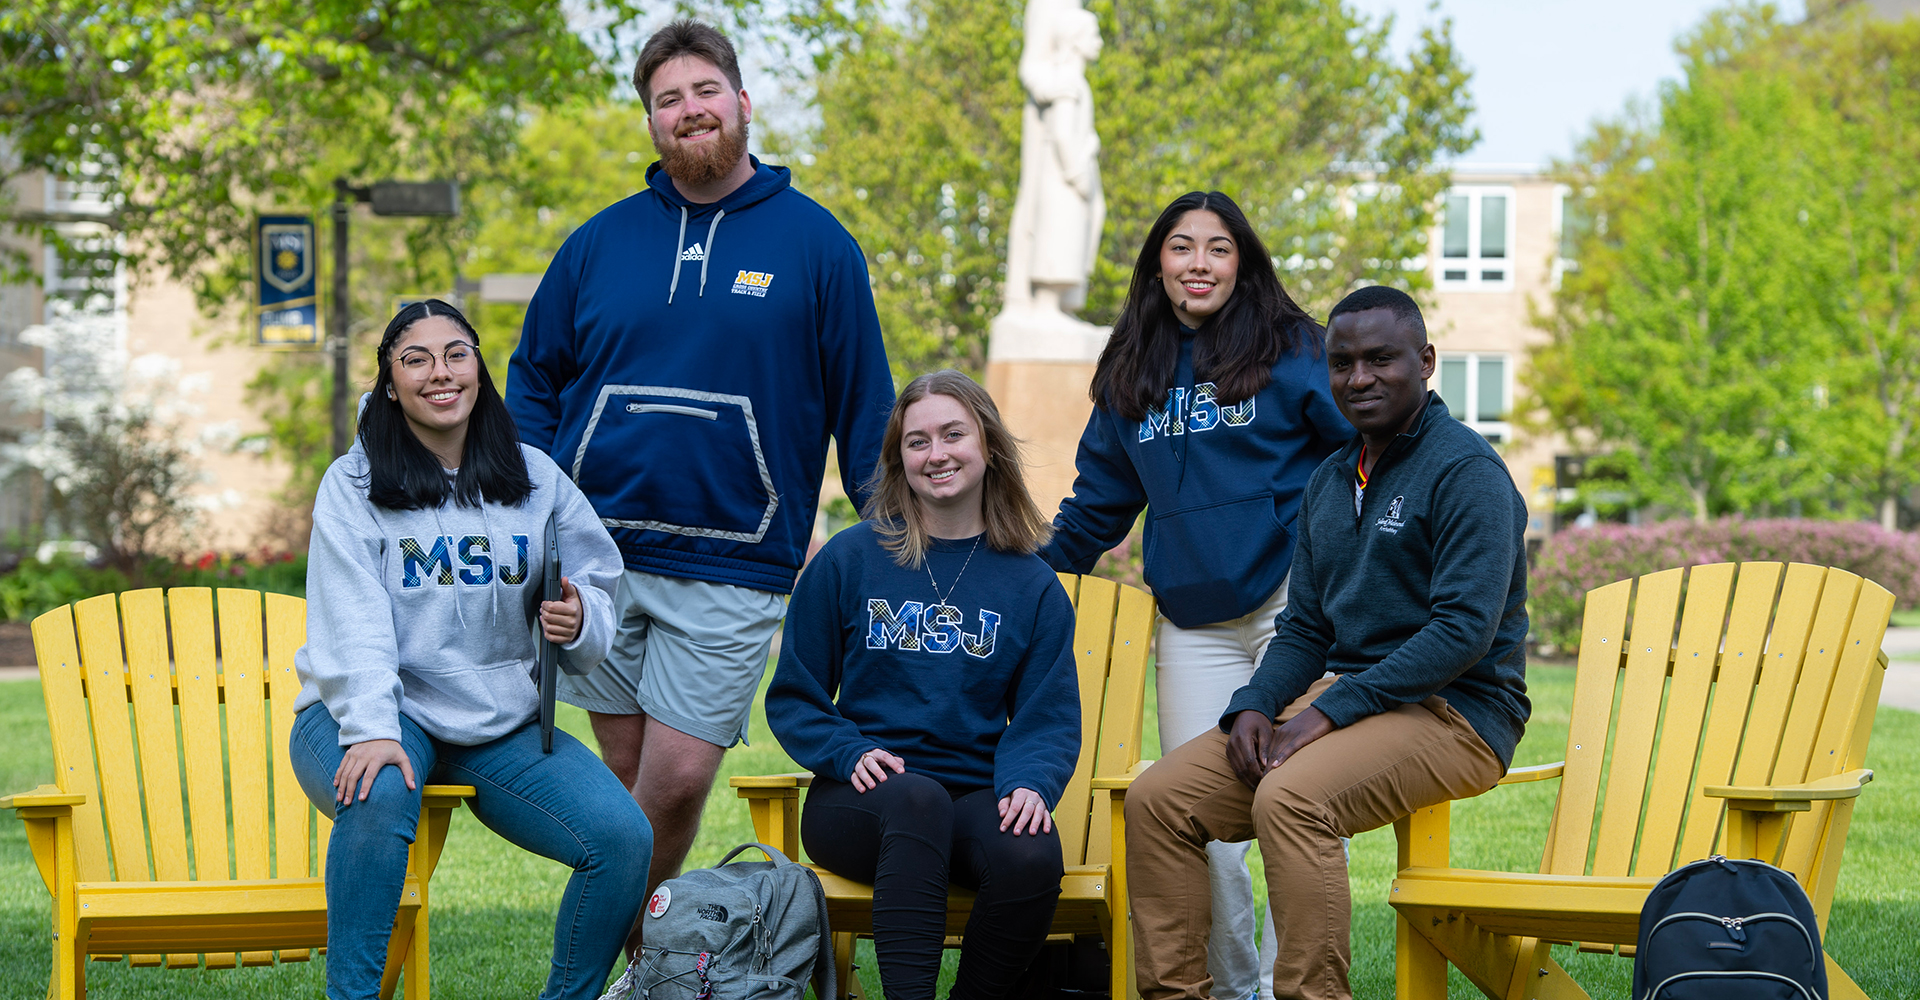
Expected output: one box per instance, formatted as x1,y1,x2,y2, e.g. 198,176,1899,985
717,842,794,867
802,864,838,1000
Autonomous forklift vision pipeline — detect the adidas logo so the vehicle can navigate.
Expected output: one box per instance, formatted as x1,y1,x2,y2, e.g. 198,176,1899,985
680,242,705,262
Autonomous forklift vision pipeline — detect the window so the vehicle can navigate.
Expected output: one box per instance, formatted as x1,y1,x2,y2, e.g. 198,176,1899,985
1436,352,1510,443
1552,185,1593,289
1437,187,1513,290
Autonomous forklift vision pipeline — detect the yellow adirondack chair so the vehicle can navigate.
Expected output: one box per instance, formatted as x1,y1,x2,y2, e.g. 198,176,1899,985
732,573,1155,1000
1390,562,1896,1000
1,588,476,1000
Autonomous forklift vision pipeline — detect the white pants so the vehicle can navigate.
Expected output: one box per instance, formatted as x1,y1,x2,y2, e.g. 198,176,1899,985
1153,580,1287,1000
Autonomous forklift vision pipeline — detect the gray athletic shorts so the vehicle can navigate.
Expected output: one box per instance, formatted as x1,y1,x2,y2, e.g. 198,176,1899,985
557,570,786,748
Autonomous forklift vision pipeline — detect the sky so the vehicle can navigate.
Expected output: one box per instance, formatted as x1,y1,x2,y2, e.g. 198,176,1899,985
1348,0,1807,168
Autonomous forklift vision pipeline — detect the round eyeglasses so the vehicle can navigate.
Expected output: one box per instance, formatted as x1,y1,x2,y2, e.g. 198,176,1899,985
393,343,477,378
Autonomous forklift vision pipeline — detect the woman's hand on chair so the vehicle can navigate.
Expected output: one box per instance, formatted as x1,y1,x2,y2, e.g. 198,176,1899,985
335,739,416,804
850,747,906,792
998,787,1052,836
540,576,583,644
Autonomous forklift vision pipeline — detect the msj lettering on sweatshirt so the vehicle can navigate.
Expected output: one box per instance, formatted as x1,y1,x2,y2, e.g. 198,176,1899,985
1139,381,1256,442
400,534,531,588
866,599,1001,658
731,270,774,297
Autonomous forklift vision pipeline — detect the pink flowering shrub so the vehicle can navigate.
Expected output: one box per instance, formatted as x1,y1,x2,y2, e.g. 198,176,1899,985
1088,525,1146,592
1530,520,1920,652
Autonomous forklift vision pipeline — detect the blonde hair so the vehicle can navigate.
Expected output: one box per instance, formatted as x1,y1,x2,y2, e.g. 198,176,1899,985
863,370,1054,568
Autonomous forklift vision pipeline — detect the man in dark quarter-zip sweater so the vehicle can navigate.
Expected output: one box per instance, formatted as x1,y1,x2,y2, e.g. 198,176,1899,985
1124,285,1531,1000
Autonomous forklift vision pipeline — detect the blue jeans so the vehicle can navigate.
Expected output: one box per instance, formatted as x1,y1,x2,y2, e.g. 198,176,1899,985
291,705,652,1000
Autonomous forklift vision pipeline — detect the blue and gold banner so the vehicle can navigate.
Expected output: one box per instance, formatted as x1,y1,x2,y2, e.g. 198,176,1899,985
255,214,320,346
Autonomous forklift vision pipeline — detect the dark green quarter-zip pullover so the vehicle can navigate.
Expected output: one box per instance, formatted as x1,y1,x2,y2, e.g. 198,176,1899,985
1220,392,1532,767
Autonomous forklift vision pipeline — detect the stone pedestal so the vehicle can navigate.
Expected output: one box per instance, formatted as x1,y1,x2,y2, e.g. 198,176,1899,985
986,306,1110,513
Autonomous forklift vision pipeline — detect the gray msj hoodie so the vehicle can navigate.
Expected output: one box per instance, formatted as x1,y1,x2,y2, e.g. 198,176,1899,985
293,442,623,747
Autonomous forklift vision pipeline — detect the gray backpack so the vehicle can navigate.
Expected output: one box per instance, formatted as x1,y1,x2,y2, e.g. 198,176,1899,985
599,843,836,1000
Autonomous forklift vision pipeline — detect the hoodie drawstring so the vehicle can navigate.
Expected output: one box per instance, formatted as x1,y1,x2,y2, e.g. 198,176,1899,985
431,504,467,631
698,208,724,297
1174,384,1192,493
667,205,727,304
667,206,690,305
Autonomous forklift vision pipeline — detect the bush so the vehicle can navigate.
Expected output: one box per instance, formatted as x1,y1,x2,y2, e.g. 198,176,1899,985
163,550,307,597
0,557,131,622
1529,519,1920,652
0,550,306,622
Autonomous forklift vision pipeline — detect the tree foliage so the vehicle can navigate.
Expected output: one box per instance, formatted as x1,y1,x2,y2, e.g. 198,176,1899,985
0,0,634,305
789,0,1477,378
1534,6,1920,526
1808,14,1920,529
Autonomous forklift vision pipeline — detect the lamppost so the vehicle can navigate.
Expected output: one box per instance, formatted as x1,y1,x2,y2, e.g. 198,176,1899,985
330,178,460,458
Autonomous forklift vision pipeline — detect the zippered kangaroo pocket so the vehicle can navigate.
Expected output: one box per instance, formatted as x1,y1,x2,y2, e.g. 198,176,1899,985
572,384,779,542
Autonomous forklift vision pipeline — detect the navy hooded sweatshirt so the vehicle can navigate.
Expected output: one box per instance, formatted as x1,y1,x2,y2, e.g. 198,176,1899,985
507,158,896,594
1037,322,1353,628
765,522,1082,807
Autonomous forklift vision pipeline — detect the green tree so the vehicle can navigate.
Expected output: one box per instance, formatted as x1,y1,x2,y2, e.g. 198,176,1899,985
1531,7,1837,522
790,0,1476,379
0,1,638,303
1805,14,1920,530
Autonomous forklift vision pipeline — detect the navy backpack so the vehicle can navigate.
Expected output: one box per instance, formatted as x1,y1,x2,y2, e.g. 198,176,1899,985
1632,855,1826,1000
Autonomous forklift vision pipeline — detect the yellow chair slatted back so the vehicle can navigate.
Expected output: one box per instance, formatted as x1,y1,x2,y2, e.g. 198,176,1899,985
1544,562,1894,918
32,587,329,966
1053,573,1155,868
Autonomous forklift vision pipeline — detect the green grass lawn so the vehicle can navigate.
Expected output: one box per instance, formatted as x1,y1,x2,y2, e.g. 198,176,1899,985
3,666,1916,999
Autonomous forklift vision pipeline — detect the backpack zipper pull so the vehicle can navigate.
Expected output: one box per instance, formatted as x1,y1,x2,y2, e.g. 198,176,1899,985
1721,916,1747,943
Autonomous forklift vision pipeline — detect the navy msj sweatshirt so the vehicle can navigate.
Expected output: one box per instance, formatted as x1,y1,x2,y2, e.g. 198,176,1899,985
507,158,896,594
765,522,1082,807
1037,322,1354,628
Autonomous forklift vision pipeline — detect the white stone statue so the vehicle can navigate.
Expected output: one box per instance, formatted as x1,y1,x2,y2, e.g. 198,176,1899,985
992,0,1109,363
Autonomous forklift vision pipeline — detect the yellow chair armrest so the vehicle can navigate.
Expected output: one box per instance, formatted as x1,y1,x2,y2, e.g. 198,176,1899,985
1496,761,1565,785
1,785,86,811
1091,759,1154,792
1704,768,1872,808
730,773,815,794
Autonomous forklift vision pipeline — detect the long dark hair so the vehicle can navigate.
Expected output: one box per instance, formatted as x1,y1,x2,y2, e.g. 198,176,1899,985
359,299,533,511
1089,191,1318,421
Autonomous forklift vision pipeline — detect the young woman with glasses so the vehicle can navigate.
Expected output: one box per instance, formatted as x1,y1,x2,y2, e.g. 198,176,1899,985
1036,191,1354,1000
764,370,1082,1000
287,299,650,1000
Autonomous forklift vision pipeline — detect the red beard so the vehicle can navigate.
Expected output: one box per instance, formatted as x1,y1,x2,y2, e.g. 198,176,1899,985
653,106,750,188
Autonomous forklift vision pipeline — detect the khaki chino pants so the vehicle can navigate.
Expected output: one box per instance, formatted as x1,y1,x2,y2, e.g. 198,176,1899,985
1126,676,1505,1000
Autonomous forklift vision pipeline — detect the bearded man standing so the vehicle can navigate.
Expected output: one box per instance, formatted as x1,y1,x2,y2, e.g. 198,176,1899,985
507,19,894,939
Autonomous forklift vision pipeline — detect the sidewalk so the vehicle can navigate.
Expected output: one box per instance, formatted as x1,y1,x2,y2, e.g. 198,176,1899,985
1880,626,1920,713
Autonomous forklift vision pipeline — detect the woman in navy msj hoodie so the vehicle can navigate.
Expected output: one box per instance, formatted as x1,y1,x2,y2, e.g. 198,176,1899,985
1036,191,1353,999
766,371,1080,1000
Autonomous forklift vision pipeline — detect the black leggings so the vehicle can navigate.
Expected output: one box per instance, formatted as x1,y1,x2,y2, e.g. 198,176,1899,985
801,773,1064,1000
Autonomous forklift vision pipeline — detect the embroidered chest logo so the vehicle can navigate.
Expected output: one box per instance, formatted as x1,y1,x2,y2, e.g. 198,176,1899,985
1139,381,1256,442
680,242,706,262
731,270,774,297
866,600,1001,658
399,535,531,588
1375,496,1408,535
